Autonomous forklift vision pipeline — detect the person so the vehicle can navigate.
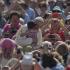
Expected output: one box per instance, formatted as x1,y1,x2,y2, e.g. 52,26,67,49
19,1,35,20
56,43,69,66
15,20,42,49
65,15,70,40
44,18,65,41
39,1,48,17
18,1,30,24
0,38,17,67
20,52,34,70
64,1,70,16
0,1,6,29
47,0,56,12
41,41,53,52
15,48,24,60
34,53,64,70
3,11,21,38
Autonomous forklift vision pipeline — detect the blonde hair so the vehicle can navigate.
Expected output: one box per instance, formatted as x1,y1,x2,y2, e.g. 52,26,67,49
56,43,69,56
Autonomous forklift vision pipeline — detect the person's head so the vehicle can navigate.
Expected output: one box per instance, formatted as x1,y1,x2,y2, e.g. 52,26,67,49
54,41,65,48
0,38,17,59
39,1,47,11
52,6,62,13
56,43,69,65
18,0,28,10
56,43,69,56
41,53,57,68
34,17,44,28
66,0,70,6
42,41,53,52
9,11,21,24
16,48,23,60
65,15,70,30
32,50,41,62
9,1,24,14
0,1,5,13
65,40,70,45
30,0,38,8
48,0,56,6
27,20,38,30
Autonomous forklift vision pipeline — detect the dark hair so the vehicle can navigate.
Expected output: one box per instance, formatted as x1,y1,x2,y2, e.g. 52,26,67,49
67,2,70,6
9,11,21,20
27,21,37,29
41,53,57,68
65,20,70,25
52,10,61,13
39,1,47,8
33,51,41,62
17,48,21,54
65,40,70,45
43,13,49,19
19,2,28,9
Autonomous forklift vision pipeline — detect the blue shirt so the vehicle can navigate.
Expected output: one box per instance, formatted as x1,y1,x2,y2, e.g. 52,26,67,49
23,13,30,24
26,7,35,20
52,63,64,70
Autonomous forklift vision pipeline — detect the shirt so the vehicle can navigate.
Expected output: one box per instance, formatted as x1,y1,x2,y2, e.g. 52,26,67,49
52,63,64,70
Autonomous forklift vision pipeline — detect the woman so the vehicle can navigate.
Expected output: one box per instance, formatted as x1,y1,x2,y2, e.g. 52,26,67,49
56,43,69,66
44,18,65,41
0,38,17,67
3,11,21,38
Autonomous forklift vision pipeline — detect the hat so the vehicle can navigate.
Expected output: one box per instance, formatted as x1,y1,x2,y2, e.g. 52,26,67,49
34,17,44,24
53,6,61,12
66,15,70,20
0,38,16,48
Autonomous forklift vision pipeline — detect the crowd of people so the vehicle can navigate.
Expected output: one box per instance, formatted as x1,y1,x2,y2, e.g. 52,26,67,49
0,0,70,70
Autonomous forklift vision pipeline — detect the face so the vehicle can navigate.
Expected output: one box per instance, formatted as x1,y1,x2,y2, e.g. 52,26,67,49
0,3,4,13
11,15,19,24
65,20,70,31
51,20,60,32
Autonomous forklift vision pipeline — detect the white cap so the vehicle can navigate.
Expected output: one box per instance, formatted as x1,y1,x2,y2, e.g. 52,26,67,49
34,17,44,24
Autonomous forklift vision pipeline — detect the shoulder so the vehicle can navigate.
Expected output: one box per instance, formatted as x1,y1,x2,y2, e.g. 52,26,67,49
4,24,10,28
3,24,11,31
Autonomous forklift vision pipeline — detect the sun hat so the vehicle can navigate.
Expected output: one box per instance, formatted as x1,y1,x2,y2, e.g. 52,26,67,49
0,38,16,48
34,17,44,24
52,6,62,12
